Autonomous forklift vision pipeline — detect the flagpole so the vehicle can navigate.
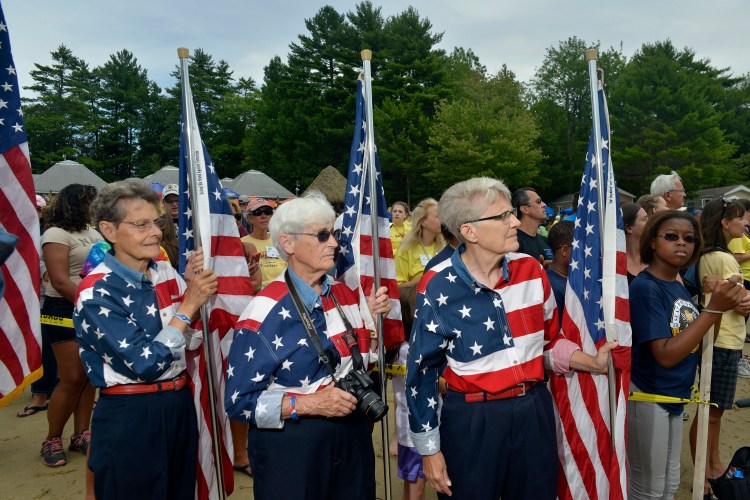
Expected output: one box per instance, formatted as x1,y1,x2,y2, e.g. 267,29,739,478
177,47,227,500
692,326,714,499
361,48,393,500
585,48,617,448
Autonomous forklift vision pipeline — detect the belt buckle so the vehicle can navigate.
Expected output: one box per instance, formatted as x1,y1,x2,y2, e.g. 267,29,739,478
517,382,527,397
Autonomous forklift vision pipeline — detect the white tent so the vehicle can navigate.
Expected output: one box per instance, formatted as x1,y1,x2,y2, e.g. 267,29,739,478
229,170,294,199
34,160,107,194
143,165,179,186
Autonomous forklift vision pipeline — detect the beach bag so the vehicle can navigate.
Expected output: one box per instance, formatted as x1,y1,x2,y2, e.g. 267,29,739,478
709,446,750,499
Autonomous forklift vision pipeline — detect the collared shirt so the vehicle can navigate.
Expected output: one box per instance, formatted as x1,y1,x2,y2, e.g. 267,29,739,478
225,270,376,429
73,253,200,387
406,246,576,455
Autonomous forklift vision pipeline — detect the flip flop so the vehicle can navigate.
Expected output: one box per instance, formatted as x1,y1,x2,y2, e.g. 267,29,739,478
233,464,253,478
16,404,48,418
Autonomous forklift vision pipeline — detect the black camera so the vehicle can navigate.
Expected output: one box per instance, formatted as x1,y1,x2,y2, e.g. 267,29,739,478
336,367,388,422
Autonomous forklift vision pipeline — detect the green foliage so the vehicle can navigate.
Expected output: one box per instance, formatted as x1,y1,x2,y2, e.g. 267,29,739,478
609,40,739,194
427,66,542,194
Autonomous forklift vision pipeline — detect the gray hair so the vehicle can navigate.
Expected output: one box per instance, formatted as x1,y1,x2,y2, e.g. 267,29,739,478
91,178,161,229
439,177,512,242
269,191,335,261
650,171,681,197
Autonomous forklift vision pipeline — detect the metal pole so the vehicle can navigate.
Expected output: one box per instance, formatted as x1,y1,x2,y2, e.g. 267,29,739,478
177,47,227,500
361,48,393,500
585,48,617,449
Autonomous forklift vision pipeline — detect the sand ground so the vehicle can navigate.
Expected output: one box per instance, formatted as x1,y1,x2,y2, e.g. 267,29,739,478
1,344,748,499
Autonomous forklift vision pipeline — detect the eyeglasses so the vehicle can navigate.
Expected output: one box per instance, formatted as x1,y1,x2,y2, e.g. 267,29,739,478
668,189,686,194
465,209,517,224
656,233,698,244
121,218,167,232
527,197,544,206
163,198,179,205
250,207,274,217
288,229,335,243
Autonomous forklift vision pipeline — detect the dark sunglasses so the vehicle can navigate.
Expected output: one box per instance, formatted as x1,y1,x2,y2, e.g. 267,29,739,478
656,233,698,244
465,209,517,224
250,207,274,217
288,229,335,243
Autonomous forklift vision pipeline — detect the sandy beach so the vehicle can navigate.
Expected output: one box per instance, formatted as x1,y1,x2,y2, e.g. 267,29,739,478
2,345,748,499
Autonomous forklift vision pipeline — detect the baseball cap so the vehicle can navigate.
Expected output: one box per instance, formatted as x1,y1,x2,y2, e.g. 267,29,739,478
247,198,273,212
35,195,47,208
238,195,250,204
162,184,179,198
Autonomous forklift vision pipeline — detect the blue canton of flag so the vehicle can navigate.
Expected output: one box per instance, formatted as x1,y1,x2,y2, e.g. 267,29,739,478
334,78,403,349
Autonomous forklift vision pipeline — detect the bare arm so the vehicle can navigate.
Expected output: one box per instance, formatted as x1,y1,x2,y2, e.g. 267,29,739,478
43,242,78,302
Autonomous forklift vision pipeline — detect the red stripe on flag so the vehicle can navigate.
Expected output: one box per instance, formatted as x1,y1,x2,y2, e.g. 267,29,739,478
211,235,246,258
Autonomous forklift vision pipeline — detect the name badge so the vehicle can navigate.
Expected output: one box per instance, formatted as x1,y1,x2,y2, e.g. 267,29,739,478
419,254,431,266
266,246,280,259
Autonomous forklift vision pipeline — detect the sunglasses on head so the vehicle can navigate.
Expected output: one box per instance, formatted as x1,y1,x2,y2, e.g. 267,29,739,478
250,207,274,216
288,229,335,243
656,233,698,244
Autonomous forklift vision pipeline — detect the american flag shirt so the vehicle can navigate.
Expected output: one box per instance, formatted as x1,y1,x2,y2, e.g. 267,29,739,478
407,246,576,455
74,253,201,387
225,269,377,429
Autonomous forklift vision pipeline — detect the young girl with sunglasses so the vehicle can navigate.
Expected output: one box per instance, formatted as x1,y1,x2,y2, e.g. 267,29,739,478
688,198,750,494
627,210,742,499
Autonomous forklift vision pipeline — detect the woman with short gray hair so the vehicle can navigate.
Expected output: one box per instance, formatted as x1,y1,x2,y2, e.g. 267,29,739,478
73,178,218,498
226,191,392,500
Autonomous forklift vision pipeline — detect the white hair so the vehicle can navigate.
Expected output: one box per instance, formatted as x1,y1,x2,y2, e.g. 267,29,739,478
269,191,335,261
650,171,681,197
438,177,511,242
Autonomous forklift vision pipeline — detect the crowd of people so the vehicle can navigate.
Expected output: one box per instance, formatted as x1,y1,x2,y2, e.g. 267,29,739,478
13,170,750,499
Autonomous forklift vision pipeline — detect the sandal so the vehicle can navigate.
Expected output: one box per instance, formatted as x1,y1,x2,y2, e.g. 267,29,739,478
233,463,253,477
16,404,48,417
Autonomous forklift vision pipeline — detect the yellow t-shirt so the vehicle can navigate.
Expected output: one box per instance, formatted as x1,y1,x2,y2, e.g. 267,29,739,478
395,240,439,285
389,220,411,255
727,234,750,281
241,234,287,289
700,251,746,349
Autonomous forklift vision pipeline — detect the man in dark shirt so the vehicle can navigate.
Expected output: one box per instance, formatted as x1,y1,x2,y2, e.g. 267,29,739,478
511,187,553,265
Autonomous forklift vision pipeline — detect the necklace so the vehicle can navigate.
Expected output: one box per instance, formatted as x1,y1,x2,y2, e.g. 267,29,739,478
548,265,568,278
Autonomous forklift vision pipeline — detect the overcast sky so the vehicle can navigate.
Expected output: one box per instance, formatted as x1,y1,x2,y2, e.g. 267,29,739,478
3,0,748,93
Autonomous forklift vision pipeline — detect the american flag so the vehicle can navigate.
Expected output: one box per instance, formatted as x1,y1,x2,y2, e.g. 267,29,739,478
178,62,253,499
335,78,403,350
0,6,42,406
548,84,631,500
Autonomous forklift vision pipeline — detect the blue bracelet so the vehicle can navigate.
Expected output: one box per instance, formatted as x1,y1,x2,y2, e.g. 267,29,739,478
289,395,298,420
173,313,192,324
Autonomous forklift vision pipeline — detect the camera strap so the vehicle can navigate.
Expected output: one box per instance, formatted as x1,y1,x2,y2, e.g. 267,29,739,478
284,271,338,380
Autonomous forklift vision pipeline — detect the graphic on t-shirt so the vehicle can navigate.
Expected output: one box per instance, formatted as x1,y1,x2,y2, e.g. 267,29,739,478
670,298,700,352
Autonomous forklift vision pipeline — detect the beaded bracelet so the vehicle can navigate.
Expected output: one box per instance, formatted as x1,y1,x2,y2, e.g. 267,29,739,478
289,395,298,420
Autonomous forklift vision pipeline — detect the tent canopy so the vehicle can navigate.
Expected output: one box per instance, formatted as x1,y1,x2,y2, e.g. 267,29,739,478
143,165,179,186
229,170,294,199
302,166,347,205
34,160,107,194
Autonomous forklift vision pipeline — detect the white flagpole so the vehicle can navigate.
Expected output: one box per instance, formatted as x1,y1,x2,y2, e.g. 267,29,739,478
692,327,714,499
585,48,617,448
177,47,227,500
361,48,393,500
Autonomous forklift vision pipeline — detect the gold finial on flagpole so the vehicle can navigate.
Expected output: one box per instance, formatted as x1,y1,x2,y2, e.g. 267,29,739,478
585,48,598,61
177,47,189,59
361,49,372,62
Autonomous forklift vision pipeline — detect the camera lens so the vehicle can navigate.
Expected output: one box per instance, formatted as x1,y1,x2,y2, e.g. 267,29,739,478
358,389,388,422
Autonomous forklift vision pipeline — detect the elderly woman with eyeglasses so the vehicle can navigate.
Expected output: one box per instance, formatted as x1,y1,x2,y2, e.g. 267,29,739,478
72,178,218,499
405,177,618,499
225,191,391,500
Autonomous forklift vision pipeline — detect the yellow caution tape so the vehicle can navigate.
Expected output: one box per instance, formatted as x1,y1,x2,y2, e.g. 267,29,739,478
372,363,407,376
629,386,717,407
40,315,75,329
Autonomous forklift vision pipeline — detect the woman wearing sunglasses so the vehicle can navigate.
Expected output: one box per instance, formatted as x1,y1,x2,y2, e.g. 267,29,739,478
242,198,287,289
225,191,391,500
688,198,750,494
627,210,742,499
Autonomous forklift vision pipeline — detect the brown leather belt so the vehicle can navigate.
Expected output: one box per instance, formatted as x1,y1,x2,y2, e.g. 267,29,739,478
101,373,188,395
460,381,537,403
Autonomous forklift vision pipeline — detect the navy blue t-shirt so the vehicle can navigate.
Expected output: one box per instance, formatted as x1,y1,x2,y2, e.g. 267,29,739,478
516,230,553,262
545,268,567,326
630,269,701,414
